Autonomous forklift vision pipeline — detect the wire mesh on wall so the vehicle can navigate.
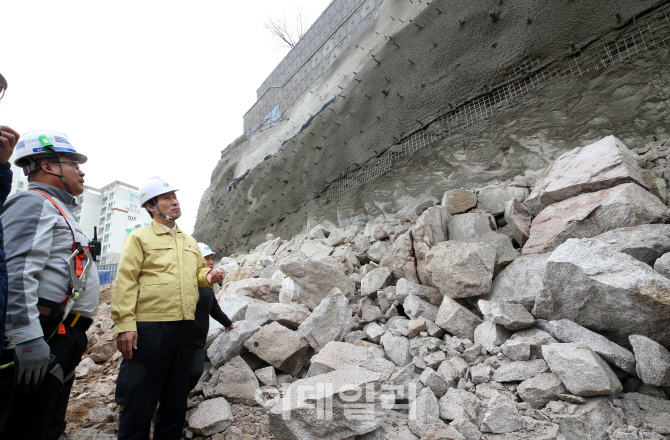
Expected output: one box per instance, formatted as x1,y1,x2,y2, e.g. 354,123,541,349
316,3,670,203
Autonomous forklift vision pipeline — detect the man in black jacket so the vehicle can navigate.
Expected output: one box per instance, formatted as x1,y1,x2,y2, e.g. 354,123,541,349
189,243,234,391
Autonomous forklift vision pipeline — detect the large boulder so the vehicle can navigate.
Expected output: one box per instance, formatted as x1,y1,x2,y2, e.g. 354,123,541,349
533,238,670,347
403,294,439,322
279,257,355,310
360,267,392,296
212,356,260,405
244,322,312,376
395,278,443,306
523,183,669,254
219,278,282,303
412,206,450,285
505,199,532,246
307,341,397,379
188,397,234,436
536,319,636,375
593,224,670,266
524,135,647,216
477,232,520,276
244,302,311,329
542,343,622,396
380,230,419,283
629,335,670,387
381,331,412,367
482,253,550,312
268,368,386,440
207,319,261,367
477,185,529,216
298,288,353,352
478,300,535,331
447,211,496,243
435,296,483,340
442,189,478,214
517,373,568,409
424,241,496,298
299,241,334,259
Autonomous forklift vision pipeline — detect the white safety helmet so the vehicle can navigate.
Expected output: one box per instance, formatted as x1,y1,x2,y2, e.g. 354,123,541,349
14,130,87,175
198,242,215,258
126,221,150,235
138,176,179,207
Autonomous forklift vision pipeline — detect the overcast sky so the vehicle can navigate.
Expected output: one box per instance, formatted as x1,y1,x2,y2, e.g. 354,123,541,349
1,0,331,234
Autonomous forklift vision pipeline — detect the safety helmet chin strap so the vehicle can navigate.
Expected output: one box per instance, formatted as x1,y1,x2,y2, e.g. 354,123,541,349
150,198,178,222
33,156,74,195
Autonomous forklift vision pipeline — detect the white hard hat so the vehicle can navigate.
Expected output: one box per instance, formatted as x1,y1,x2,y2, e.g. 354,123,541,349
126,221,150,235
198,242,215,257
139,176,179,207
14,130,88,174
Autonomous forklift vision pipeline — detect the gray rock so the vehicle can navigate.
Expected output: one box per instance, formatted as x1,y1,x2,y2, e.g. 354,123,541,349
439,388,482,422
357,410,419,440
477,185,529,216
360,267,392,296
655,252,670,279
327,228,347,246
88,408,112,423
420,367,450,398
533,238,670,347
550,397,624,439
442,189,478,214
492,360,549,382
299,241,334,259
505,199,532,247
593,224,670,266
360,305,383,323
298,288,353,352
542,343,623,396
517,373,568,408
379,231,418,282
412,206,450,284
480,393,525,433
404,294,439,322
524,183,669,254
629,335,670,387
207,320,262,367
244,302,311,330
477,232,520,276
408,319,426,339
367,240,391,264
435,297,483,340
500,339,531,362
259,265,280,279
525,135,647,216
536,319,636,375
470,364,493,384
611,392,670,436
509,328,558,360
448,211,497,243
307,341,396,380
219,278,282,303
268,368,386,440
218,302,248,323
188,397,234,436
424,241,496,298
408,388,449,437
482,253,550,312
213,356,259,405
474,321,511,351
279,257,355,310
244,322,311,376
381,331,412,367
478,300,535,331
255,365,277,386
449,418,482,440
395,278,443,306
363,322,386,344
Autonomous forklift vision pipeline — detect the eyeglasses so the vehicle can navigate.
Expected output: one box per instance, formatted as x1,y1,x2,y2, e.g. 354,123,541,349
48,160,80,170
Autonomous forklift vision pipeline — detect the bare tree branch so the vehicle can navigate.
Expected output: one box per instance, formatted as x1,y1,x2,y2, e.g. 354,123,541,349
265,11,308,49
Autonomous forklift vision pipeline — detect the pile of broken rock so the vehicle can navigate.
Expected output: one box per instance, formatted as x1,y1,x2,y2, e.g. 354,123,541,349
70,135,670,440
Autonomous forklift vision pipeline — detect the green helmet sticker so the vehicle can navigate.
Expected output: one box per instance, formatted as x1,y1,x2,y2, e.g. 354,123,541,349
38,135,55,153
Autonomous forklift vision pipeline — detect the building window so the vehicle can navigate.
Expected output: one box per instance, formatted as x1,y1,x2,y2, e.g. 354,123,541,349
104,234,109,243
17,181,24,189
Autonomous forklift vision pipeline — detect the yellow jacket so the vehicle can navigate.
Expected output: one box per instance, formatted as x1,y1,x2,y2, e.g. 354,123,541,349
111,221,211,333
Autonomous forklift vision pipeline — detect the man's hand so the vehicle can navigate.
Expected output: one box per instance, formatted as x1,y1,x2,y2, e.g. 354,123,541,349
116,331,138,359
224,325,235,332
0,125,19,163
13,337,51,392
206,269,225,285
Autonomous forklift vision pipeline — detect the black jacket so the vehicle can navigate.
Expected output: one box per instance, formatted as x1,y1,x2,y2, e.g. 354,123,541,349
0,162,12,357
194,287,232,347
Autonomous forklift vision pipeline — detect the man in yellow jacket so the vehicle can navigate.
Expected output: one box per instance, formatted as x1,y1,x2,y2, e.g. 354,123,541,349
111,176,224,440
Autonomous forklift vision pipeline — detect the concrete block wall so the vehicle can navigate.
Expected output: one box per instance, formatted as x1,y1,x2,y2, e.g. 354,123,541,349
243,0,384,133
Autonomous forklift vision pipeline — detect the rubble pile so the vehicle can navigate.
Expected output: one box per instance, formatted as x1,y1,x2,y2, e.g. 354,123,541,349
68,135,670,440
